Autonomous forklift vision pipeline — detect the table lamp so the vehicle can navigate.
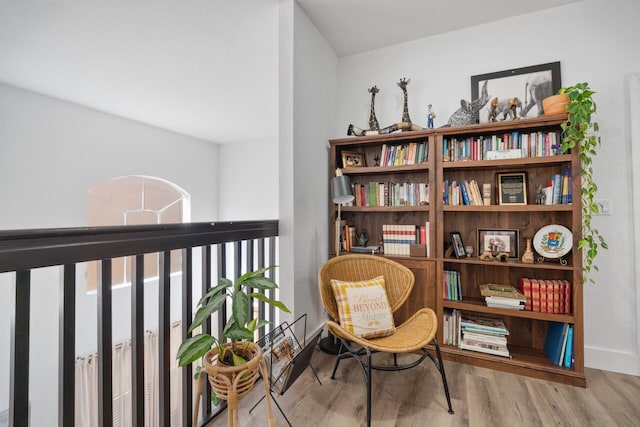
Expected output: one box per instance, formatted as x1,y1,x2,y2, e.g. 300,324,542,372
331,169,354,256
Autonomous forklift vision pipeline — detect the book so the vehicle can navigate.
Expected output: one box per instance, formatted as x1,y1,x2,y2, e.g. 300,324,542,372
479,284,526,299
460,314,509,335
564,325,574,368
459,339,510,358
482,183,492,205
350,245,380,254
544,321,566,365
557,323,570,366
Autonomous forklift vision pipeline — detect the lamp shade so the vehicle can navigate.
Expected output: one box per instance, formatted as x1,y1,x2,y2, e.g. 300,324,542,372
331,175,354,204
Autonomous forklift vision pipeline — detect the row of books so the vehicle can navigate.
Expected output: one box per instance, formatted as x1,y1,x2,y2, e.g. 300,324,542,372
382,224,417,256
443,309,461,346
379,141,428,167
539,169,572,205
341,225,357,252
519,278,572,314
443,270,462,301
350,182,430,207
442,131,562,162
544,322,575,367
459,313,511,358
381,222,431,256
442,179,488,206
479,284,526,310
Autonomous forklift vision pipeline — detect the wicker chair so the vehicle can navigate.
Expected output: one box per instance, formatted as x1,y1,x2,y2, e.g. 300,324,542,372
318,254,453,426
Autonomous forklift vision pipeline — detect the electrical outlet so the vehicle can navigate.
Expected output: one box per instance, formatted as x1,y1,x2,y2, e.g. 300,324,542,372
595,199,611,215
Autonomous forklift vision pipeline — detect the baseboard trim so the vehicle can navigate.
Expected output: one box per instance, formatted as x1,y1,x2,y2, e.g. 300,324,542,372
585,345,639,376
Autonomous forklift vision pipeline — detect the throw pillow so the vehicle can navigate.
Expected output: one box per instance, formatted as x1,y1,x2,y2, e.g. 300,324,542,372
330,275,396,339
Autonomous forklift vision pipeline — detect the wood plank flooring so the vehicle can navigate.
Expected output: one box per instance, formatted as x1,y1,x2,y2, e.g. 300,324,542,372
205,347,640,427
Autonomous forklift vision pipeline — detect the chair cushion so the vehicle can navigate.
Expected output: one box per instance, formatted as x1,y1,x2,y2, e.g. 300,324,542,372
330,276,396,339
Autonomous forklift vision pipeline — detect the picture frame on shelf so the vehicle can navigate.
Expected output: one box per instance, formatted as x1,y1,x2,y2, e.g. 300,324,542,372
450,231,466,259
497,172,527,205
341,151,365,168
477,228,520,259
471,61,561,123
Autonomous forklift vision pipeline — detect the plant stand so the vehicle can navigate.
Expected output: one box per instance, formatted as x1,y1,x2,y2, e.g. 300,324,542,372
193,342,274,427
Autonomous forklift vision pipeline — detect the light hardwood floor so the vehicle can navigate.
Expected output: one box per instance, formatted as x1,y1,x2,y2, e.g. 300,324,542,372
205,348,640,427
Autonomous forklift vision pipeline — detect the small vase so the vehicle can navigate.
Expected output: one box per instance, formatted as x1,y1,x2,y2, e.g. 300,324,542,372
522,238,534,264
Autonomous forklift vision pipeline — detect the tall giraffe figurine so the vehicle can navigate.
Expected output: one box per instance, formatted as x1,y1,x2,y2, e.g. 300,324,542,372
368,86,380,131
397,78,412,125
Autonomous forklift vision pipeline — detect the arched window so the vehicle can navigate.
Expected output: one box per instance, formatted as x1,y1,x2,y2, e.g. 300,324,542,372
87,176,191,291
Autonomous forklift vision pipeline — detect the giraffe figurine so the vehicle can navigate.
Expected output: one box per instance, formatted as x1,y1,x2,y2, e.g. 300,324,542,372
397,78,412,126
368,86,380,131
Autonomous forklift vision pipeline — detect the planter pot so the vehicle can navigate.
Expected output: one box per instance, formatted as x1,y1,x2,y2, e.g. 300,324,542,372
542,93,569,116
203,342,262,400
193,341,274,426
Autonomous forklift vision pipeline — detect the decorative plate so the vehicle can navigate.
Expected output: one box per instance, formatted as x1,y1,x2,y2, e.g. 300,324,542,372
533,224,573,259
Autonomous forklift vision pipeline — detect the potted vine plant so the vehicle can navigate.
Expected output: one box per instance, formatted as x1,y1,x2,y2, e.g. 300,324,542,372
177,265,290,408
559,82,608,283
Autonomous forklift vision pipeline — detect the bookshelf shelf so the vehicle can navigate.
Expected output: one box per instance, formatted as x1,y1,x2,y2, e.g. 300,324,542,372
329,114,584,387
342,205,430,213
442,297,575,322
442,257,577,271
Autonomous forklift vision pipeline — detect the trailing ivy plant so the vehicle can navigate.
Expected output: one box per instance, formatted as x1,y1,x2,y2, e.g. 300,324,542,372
559,82,608,284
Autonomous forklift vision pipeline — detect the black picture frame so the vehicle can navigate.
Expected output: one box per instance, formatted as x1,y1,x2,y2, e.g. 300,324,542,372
497,172,527,205
471,61,561,123
450,231,466,259
477,228,520,259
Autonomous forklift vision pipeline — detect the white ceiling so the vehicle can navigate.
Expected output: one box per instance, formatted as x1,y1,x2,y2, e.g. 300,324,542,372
0,0,579,145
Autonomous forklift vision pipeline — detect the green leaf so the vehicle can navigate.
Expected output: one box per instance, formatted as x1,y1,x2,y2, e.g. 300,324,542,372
176,334,214,367
250,292,291,313
197,279,232,306
232,291,249,327
189,292,227,332
232,352,248,366
244,276,278,290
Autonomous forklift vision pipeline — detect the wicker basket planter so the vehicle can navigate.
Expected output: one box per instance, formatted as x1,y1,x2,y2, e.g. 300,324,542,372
193,342,274,426
203,342,262,400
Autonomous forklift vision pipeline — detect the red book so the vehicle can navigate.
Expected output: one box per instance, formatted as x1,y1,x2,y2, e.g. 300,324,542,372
539,281,548,313
531,279,540,312
420,226,427,245
563,280,572,314
519,278,532,311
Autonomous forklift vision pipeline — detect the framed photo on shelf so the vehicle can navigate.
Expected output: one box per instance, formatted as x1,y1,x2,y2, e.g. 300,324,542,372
497,172,527,205
450,231,466,259
477,228,520,259
341,151,365,168
471,61,561,123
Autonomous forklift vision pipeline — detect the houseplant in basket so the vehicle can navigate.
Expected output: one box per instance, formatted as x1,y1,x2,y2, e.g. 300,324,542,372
559,82,608,284
177,265,290,415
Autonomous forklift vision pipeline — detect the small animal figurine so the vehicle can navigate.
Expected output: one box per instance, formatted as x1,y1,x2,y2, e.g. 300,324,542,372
447,80,490,126
488,97,499,122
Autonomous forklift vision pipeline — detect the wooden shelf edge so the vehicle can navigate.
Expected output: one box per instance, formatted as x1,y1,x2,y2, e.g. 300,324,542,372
342,163,431,174
442,204,573,212
433,344,586,387
439,257,577,271
342,205,430,213
442,154,572,169
442,298,575,322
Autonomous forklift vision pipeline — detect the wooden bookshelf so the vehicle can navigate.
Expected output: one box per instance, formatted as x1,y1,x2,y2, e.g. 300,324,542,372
328,115,585,387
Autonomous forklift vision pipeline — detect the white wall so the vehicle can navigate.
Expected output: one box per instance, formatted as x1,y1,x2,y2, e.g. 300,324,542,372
291,3,338,331
218,137,279,221
0,83,219,421
334,0,640,375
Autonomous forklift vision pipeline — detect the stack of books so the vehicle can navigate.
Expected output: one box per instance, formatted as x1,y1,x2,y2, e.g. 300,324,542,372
479,283,526,310
459,314,510,358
